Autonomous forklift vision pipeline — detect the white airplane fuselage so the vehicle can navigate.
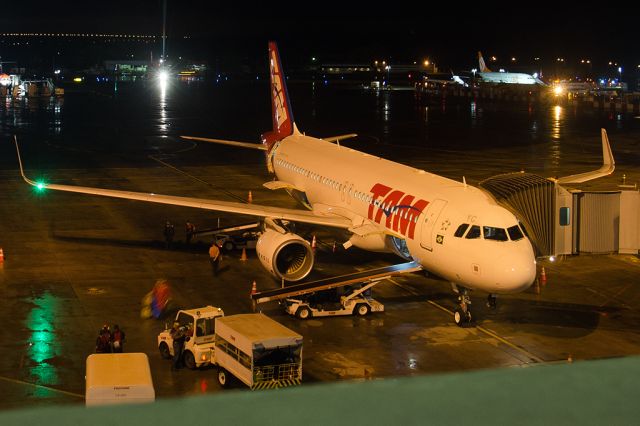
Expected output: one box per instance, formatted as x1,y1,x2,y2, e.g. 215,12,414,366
479,72,544,85
271,133,536,294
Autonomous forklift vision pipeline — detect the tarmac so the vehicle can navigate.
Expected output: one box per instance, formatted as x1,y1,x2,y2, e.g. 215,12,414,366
0,156,639,411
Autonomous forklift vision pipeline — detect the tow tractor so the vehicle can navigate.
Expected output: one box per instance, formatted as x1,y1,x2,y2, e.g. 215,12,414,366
157,306,224,369
284,282,384,319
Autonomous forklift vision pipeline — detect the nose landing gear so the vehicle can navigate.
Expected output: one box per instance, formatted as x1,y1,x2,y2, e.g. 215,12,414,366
453,288,473,327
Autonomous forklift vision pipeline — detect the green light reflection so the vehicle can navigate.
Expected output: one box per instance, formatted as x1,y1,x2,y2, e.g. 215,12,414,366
25,292,60,385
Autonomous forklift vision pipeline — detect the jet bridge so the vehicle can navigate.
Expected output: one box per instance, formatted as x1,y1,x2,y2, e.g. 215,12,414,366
479,172,564,257
251,261,422,305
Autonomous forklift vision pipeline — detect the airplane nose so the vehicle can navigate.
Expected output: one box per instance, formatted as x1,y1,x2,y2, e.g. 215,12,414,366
499,244,537,293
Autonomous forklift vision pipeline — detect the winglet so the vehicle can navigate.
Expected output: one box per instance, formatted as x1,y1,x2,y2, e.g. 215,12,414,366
13,135,37,187
556,129,615,184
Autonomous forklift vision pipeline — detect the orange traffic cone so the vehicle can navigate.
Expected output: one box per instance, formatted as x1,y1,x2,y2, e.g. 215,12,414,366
250,280,257,298
247,191,253,203
540,266,547,285
240,247,247,261
311,235,317,251
0,247,3,263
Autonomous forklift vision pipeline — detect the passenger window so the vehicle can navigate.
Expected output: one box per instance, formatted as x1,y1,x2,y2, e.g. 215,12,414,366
483,226,508,241
454,223,470,238
507,225,524,241
465,225,481,239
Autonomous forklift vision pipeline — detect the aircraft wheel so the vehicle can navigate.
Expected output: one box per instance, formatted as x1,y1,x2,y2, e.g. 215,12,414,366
355,304,370,317
296,306,311,319
223,241,235,252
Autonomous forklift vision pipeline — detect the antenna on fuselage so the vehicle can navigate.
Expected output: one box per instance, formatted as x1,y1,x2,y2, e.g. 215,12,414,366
463,176,467,188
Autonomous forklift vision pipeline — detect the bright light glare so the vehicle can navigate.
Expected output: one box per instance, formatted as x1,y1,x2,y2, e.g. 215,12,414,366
553,86,564,96
36,182,45,191
158,70,169,83
549,256,556,262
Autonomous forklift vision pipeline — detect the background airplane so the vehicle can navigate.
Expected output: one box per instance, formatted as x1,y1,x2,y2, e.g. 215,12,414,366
477,51,546,85
15,42,546,326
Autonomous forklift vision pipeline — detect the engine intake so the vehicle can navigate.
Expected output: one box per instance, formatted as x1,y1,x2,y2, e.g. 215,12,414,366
256,230,315,282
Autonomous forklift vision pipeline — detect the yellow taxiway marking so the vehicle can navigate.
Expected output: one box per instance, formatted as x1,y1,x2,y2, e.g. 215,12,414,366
0,375,84,398
387,278,545,364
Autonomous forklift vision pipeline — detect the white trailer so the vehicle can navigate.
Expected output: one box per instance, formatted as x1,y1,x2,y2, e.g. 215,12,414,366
214,313,302,390
85,353,155,406
284,281,384,319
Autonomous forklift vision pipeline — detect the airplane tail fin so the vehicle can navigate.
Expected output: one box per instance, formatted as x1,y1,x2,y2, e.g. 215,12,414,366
261,41,297,153
478,51,491,73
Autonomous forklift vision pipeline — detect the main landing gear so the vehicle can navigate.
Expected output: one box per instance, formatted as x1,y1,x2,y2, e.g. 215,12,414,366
451,284,473,327
486,294,497,310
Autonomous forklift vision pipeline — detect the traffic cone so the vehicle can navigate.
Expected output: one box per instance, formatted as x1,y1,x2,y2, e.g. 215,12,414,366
250,280,257,298
534,278,540,295
0,247,3,263
540,266,547,285
240,247,247,261
247,191,253,203
311,235,317,251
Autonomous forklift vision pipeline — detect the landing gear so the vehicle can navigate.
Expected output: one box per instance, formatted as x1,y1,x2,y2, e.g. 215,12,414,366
486,294,497,310
453,287,473,327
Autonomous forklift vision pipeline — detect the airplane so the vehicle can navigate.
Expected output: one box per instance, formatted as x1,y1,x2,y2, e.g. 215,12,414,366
422,71,469,87
477,51,546,86
19,41,603,327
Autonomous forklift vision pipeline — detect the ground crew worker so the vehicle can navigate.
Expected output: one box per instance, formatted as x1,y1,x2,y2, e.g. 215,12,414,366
185,220,196,245
111,324,125,353
209,242,221,276
170,322,186,370
95,324,112,353
163,221,175,249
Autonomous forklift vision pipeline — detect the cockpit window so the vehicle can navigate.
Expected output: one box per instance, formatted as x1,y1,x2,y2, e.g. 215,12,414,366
518,222,529,238
483,226,508,241
507,225,524,241
454,223,470,238
465,225,481,239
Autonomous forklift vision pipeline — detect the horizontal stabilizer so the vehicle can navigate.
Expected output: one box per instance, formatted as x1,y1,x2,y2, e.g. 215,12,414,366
322,133,358,143
557,129,615,184
180,136,267,150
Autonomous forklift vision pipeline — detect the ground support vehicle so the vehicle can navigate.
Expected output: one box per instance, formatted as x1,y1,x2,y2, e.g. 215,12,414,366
214,313,302,389
284,281,384,319
157,306,225,369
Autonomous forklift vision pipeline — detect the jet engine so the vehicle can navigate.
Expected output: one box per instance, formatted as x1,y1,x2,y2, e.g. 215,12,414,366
256,229,315,282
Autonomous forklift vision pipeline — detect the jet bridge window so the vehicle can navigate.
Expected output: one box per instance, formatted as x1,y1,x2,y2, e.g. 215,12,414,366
483,226,508,241
465,225,481,239
454,223,470,237
507,225,524,241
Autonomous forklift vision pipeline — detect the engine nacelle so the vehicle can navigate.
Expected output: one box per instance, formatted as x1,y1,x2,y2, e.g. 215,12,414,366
256,230,315,282
348,234,412,260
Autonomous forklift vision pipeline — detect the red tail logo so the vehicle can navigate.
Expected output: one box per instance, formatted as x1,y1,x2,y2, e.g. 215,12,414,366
262,41,294,153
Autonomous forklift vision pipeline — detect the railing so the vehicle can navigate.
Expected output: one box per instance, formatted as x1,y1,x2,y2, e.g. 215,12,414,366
253,362,301,383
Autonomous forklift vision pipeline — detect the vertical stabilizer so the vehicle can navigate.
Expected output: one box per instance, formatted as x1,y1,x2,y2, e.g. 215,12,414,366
478,51,491,73
261,41,296,153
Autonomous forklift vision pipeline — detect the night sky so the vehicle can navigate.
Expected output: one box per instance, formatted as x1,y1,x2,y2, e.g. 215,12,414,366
1,1,638,72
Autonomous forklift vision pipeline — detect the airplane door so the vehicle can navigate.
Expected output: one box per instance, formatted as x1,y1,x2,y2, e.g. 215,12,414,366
420,199,447,251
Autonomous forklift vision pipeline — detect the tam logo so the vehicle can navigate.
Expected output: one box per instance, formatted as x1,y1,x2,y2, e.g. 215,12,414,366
368,183,429,240
270,51,288,131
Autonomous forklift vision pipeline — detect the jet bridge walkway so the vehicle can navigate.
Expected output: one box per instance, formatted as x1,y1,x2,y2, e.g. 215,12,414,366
251,261,423,305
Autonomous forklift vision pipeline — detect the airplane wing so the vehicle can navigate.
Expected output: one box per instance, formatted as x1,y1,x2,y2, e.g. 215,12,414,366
556,129,615,184
13,136,351,229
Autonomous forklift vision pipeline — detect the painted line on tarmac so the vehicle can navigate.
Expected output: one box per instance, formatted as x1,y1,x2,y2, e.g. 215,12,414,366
387,278,545,364
0,376,83,398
